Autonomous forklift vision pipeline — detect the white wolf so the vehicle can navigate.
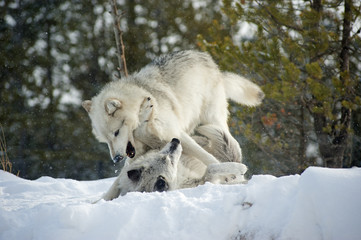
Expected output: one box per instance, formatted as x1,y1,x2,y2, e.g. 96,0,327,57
99,125,248,200
82,50,264,165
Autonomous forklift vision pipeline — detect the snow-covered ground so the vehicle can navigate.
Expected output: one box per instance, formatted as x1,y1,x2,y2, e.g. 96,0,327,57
1,167,360,240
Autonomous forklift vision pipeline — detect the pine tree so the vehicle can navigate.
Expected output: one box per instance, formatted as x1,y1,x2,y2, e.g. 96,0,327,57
1,0,225,179
199,0,361,175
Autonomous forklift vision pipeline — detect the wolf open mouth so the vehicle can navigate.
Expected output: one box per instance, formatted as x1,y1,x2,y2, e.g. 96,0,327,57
126,141,135,158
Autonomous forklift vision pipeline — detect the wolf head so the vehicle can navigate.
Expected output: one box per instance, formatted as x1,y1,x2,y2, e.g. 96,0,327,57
82,82,151,163
116,138,182,195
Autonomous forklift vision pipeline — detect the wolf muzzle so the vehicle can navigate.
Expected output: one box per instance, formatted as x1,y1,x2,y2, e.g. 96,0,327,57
113,154,124,163
169,138,180,153
113,141,136,163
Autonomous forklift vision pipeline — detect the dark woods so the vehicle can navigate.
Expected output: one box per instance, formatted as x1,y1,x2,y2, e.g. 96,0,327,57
1,0,360,179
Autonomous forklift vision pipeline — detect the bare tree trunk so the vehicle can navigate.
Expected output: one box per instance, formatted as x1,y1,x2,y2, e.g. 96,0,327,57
46,19,56,152
313,0,353,168
109,0,128,78
298,100,307,172
330,0,353,167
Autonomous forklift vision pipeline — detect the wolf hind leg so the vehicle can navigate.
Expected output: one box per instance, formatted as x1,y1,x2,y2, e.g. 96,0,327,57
180,131,219,165
195,124,242,163
204,162,248,184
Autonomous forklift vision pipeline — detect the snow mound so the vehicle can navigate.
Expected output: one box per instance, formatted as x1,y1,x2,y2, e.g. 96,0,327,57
1,167,360,240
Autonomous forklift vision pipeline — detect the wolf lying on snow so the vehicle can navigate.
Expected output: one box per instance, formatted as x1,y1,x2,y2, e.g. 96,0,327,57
82,50,264,166
100,125,248,200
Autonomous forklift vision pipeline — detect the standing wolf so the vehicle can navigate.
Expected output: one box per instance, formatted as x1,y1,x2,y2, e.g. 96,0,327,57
82,50,264,165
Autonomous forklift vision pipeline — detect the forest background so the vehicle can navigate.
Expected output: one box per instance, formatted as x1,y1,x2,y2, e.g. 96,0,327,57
1,0,360,180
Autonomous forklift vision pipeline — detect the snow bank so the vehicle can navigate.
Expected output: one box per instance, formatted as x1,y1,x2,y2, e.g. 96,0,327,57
1,167,360,240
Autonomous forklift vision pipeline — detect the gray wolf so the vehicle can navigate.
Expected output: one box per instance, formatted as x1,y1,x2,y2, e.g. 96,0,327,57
82,50,264,166
99,125,248,200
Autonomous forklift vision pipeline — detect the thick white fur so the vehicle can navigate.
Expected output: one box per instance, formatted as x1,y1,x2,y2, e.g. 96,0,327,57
82,50,264,166
99,125,248,201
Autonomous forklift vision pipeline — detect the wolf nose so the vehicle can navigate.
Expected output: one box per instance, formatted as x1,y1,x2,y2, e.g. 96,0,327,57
113,154,124,163
169,138,180,153
154,176,168,192
171,138,180,144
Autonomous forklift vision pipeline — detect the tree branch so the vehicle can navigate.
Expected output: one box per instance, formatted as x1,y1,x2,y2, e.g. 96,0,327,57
109,0,128,78
255,0,304,33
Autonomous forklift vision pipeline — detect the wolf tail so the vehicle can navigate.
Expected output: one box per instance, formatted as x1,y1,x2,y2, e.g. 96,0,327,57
222,72,265,106
194,125,242,163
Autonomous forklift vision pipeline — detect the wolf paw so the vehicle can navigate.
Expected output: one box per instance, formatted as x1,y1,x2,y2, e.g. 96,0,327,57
139,97,154,122
205,162,248,184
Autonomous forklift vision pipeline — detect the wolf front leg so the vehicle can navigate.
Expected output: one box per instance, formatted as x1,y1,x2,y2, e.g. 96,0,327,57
179,131,219,165
134,96,164,150
139,96,154,122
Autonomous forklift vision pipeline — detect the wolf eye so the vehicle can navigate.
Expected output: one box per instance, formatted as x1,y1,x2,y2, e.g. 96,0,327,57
114,130,119,137
128,169,142,182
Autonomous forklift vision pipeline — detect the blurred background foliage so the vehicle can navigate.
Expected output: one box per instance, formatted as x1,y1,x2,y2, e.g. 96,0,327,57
1,0,360,180
198,0,361,175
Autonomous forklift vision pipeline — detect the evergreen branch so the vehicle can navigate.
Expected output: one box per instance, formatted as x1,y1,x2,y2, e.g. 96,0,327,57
255,0,304,33
246,132,280,165
350,26,361,40
109,0,128,78
309,46,338,62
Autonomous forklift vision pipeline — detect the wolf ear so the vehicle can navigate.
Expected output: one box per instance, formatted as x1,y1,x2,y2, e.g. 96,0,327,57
82,100,92,113
105,98,122,115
